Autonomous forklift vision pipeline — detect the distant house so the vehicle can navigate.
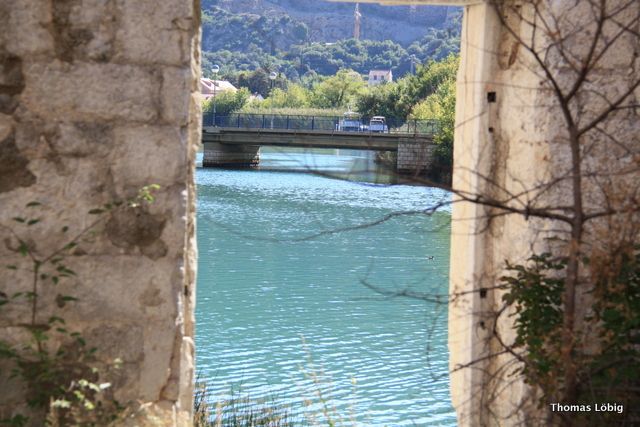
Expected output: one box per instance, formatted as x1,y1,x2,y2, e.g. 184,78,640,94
368,70,393,86
200,78,238,100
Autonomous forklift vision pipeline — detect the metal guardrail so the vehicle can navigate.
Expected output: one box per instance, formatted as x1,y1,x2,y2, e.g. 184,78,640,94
202,112,439,136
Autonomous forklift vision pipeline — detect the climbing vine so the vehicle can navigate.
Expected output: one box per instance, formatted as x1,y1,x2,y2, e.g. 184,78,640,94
501,253,566,396
500,247,640,425
0,185,160,426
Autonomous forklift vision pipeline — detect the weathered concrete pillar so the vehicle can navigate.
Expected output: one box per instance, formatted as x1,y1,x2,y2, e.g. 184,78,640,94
448,4,502,425
396,141,435,174
450,1,640,425
0,1,200,425
203,142,260,168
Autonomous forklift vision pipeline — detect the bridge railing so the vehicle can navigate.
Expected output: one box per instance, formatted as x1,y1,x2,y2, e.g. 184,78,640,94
202,112,439,136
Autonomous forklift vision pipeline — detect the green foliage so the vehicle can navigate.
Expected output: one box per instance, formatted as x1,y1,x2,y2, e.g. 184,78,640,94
586,246,640,413
501,249,640,424
209,52,459,182
0,187,161,425
133,184,162,207
230,55,458,182
234,69,287,98
355,81,406,120
354,54,458,182
355,54,458,122
501,253,566,391
294,39,411,77
405,54,459,110
0,415,28,427
308,69,365,109
405,26,461,69
47,372,124,427
203,88,251,115
200,5,461,80
194,381,298,427
240,107,344,117
256,84,311,109
410,59,457,176
202,8,308,58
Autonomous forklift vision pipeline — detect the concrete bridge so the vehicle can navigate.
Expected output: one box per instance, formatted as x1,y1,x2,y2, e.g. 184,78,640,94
201,113,438,173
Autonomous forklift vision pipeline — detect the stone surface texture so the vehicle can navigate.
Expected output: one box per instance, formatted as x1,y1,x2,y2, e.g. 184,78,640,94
448,1,639,426
0,0,200,425
396,141,435,173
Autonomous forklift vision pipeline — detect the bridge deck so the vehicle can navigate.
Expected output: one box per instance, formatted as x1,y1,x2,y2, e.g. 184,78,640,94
202,127,434,151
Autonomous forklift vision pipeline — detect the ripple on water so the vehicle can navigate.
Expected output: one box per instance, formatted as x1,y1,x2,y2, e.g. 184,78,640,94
196,150,456,426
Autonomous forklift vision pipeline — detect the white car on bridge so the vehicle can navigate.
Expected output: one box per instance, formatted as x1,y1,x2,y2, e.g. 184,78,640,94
368,116,389,133
337,111,364,132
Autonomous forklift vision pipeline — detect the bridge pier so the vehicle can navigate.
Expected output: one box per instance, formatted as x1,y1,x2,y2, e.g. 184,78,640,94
203,142,260,168
397,141,434,174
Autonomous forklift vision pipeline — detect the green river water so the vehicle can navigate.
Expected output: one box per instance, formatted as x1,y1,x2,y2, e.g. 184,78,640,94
195,148,456,426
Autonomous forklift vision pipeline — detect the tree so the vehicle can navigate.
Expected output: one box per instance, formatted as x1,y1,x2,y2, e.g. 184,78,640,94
410,58,457,183
202,88,250,115
310,69,366,109
402,54,459,111
260,84,311,109
237,70,271,97
354,81,405,119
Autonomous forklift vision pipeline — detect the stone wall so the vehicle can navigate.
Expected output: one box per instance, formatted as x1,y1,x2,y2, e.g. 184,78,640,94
0,1,200,425
396,140,435,174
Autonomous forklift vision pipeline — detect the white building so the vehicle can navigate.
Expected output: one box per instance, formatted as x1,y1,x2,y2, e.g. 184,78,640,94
200,78,238,100
368,70,393,86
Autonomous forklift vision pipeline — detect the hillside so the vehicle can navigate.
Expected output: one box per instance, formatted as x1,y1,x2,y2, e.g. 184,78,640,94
201,0,461,80
202,0,458,46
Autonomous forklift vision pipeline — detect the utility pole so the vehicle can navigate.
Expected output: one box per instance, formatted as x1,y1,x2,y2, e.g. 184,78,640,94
354,3,361,40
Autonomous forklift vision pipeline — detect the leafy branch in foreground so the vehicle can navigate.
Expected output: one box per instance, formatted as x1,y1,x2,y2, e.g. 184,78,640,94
0,185,161,426
497,248,640,426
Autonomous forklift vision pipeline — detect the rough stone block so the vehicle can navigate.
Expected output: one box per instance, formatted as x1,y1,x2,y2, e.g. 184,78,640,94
0,114,14,143
21,61,159,122
1,0,199,422
111,125,188,188
162,67,191,125
114,0,194,66
51,0,118,62
67,256,178,321
0,134,37,194
2,0,55,56
54,121,114,158
139,321,177,400
89,323,144,363
177,337,195,411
